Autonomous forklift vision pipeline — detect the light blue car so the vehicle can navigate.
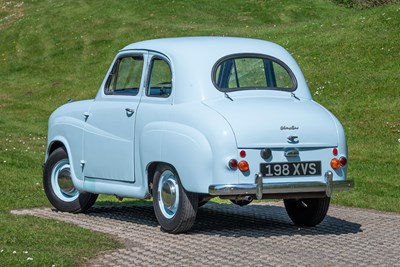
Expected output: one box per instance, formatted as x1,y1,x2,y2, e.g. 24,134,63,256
43,37,354,233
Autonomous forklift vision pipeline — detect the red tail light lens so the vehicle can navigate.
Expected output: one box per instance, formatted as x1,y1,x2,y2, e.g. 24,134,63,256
238,161,249,172
340,156,347,166
239,150,246,158
228,159,238,170
332,148,338,156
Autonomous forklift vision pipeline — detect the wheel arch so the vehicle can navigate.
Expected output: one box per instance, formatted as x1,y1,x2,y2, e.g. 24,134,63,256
43,145,98,213
46,137,84,191
47,140,66,158
146,161,180,194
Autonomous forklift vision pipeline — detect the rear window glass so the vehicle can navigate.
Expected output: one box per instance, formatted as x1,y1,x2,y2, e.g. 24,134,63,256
213,55,296,92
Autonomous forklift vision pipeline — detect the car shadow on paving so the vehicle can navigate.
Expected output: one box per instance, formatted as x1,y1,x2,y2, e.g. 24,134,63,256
85,203,362,238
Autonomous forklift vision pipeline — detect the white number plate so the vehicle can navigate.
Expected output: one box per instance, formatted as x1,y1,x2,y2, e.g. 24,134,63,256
260,161,321,177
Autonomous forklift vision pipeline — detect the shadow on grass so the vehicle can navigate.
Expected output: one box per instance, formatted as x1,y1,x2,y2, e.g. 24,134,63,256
87,202,362,238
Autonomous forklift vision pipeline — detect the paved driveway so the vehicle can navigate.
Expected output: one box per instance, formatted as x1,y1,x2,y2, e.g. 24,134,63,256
12,202,400,266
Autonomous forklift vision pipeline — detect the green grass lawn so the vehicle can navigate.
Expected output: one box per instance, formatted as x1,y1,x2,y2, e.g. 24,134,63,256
1,0,399,265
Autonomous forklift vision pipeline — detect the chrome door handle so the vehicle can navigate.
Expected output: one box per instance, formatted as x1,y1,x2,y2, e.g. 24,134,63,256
125,108,135,115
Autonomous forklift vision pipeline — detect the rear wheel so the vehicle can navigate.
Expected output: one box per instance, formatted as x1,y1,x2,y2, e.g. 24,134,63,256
284,197,330,226
152,164,198,233
43,147,98,213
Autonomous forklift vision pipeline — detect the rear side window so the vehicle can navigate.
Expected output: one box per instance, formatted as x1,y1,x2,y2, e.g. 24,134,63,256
105,55,144,96
213,54,296,92
146,57,172,97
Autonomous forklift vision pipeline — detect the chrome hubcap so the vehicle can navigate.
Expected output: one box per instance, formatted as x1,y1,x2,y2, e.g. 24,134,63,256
51,159,79,202
157,170,179,219
58,168,75,196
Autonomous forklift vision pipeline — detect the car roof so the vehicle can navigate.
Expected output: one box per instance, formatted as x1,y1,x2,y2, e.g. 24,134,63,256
122,36,287,59
120,37,310,102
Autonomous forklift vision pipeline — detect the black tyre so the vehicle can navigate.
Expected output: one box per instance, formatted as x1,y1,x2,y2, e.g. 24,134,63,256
152,164,198,233
43,147,98,213
284,197,330,226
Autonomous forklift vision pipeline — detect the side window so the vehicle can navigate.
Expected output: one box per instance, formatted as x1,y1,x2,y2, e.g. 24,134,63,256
105,55,144,96
146,57,172,97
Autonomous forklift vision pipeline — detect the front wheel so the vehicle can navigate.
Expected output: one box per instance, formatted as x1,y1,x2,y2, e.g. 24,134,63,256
43,147,98,213
152,164,198,233
284,197,330,227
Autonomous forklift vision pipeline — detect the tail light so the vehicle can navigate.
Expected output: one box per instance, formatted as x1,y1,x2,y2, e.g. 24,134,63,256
340,156,347,166
228,159,238,170
331,148,347,169
331,156,347,170
229,150,249,171
330,158,341,169
238,160,249,172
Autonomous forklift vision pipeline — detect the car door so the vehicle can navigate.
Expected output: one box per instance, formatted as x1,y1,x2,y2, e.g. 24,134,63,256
134,53,174,179
82,52,148,182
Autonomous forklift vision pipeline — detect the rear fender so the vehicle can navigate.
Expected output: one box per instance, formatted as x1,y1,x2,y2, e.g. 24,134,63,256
140,122,213,193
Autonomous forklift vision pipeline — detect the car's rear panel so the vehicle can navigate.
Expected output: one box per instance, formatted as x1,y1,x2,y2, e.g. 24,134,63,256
205,94,351,198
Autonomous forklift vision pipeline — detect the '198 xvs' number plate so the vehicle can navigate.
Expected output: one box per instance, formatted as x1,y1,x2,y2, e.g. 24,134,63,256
260,161,321,177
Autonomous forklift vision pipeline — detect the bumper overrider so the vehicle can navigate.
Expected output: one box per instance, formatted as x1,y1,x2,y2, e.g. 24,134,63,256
209,171,354,200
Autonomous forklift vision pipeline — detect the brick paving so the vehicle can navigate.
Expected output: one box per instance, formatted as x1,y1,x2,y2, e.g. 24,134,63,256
11,202,400,266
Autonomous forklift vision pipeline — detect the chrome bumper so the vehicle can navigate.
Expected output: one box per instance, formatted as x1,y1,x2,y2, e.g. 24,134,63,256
208,171,354,200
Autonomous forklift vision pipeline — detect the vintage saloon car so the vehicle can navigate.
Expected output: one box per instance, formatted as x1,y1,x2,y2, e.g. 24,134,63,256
43,37,354,233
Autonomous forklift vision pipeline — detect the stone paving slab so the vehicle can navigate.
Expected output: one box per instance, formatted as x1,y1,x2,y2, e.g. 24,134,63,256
11,202,400,266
